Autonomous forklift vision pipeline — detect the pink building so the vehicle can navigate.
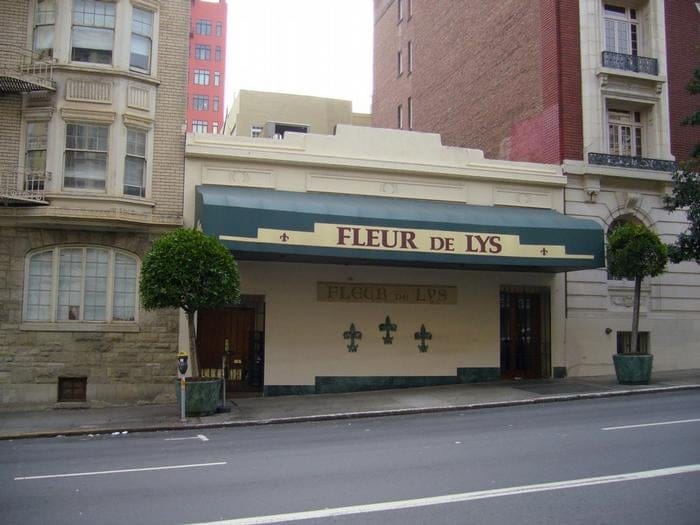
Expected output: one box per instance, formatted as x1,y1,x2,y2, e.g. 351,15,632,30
188,0,227,134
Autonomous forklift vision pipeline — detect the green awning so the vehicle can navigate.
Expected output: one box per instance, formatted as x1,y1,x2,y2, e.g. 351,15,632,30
196,186,604,272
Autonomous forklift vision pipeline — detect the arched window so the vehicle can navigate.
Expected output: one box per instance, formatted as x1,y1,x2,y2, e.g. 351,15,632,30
24,247,138,323
606,215,643,280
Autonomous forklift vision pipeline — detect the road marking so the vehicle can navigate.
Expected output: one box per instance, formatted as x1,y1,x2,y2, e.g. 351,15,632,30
602,418,700,431
188,464,700,525
164,434,210,442
15,461,226,481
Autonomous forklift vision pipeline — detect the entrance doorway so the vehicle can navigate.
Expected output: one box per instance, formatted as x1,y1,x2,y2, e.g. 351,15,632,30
197,296,265,393
499,287,551,379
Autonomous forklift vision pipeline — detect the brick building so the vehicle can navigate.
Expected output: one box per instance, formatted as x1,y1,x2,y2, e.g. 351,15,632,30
0,0,189,407
187,0,227,134
373,0,700,376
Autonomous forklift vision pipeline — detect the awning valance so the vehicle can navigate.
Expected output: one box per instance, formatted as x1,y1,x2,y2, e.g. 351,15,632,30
196,186,605,272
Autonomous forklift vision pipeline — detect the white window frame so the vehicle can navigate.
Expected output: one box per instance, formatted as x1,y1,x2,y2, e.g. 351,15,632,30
71,0,116,65
25,120,48,190
603,3,639,56
130,7,153,73
23,246,139,325
607,108,643,157
124,127,147,198
63,122,110,191
33,0,55,59
213,71,221,86
192,120,208,133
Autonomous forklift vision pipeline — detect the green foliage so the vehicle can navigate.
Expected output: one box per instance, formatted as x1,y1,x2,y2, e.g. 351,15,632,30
140,228,240,314
606,223,668,280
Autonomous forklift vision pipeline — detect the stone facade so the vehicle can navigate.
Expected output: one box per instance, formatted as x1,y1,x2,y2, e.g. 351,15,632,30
0,0,189,408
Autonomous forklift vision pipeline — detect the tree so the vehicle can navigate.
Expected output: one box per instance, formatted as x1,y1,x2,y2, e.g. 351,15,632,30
607,223,668,354
140,228,240,374
664,67,700,263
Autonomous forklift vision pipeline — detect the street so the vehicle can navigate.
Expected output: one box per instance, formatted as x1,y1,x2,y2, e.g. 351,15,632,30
1,390,699,525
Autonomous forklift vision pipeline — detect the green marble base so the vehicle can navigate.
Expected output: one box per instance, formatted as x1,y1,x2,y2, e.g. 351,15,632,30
457,367,501,383
263,385,316,397
613,354,653,385
175,378,221,416
315,375,457,394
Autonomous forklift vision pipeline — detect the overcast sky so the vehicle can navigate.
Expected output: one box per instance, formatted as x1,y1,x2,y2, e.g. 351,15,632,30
226,0,373,114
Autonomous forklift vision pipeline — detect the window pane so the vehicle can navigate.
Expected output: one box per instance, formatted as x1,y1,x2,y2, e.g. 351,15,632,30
124,156,145,197
27,251,53,321
72,1,114,64
126,128,146,156
33,25,54,56
113,254,137,321
73,0,115,28
84,249,108,321
132,8,153,37
130,34,151,71
58,249,83,320
65,124,108,190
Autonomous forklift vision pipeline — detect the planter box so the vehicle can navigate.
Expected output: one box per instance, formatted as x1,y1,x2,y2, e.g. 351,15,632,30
175,378,222,416
613,354,653,385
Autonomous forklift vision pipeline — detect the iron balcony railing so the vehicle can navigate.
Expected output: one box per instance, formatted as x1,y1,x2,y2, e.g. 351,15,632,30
588,152,676,172
0,45,56,93
0,168,51,205
601,51,658,76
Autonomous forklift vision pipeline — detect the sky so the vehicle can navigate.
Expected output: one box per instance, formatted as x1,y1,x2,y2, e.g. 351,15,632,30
225,0,374,114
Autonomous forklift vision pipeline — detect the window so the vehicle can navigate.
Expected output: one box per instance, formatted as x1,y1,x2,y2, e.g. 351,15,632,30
192,120,208,133
192,95,209,111
33,0,55,58
58,377,87,402
397,0,403,22
604,4,638,56
397,104,403,129
213,96,220,112
251,125,263,138
608,109,643,157
212,122,218,134
130,8,153,72
25,121,48,190
216,22,222,37
124,128,146,197
25,247,138,323
407,40,413,73
397,49,403,76
64,123,109,190
616,331,650,354
407,97,413,130
71,0,115,64
196,19,211,35
193,69,210,85
195,44,211,60
215,46,222,62
213,71,221,86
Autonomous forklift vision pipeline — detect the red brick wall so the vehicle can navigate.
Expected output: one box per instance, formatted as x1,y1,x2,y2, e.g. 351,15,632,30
372,0,584,164
665,0,700,161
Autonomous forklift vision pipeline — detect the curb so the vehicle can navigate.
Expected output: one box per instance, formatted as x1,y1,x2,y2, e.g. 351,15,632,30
2,383,699,441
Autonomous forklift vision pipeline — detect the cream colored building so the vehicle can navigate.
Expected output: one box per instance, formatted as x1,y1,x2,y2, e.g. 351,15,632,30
223,89,371,138
0,0,189,407
185,125,604,395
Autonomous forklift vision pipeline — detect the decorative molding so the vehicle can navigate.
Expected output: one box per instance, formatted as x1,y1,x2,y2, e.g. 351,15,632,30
342,323,362,352
493,187,551,209
202,168,275,188
583,174,600,202
123,113,154,130
22,106,54,122
588,153,676,172
127,84,151,111
379,316,397,344
60,107,116,124
65,79,112,103
414,324,432,353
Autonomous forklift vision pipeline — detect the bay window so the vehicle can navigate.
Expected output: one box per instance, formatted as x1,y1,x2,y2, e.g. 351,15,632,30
33,0,55,59
71,0,116,64
124,128,146,197
130,7,153,72
64,123,109,190
25,247,138,323
25,121,48,190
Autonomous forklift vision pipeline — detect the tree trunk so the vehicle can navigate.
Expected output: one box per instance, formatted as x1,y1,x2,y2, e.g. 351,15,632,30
187,311,199,376
631,275,642,354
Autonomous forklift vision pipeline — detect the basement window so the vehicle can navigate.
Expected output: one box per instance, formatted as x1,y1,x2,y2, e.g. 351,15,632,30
58,377,87,402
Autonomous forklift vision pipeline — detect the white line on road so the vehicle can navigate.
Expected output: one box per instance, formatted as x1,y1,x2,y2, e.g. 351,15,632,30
602,418,700,431
14,461,226,481
164,434,210,442
188,464,700,525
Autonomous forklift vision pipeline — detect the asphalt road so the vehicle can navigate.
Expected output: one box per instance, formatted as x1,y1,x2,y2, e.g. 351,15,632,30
1,391,699,525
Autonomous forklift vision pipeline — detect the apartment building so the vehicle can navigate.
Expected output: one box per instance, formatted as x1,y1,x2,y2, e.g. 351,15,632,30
0,0,189,407
373,0,700,376
187,0,226,134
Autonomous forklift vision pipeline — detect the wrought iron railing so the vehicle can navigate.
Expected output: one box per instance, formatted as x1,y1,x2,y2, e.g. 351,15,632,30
588,152,676,172
0,44,56,93
601,51,658,76
0,168,51,204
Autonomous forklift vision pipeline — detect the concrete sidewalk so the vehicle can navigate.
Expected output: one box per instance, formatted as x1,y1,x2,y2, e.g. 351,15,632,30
1,369,699,440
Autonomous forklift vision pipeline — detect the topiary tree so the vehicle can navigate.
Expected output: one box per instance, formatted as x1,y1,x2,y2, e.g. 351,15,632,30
607,223,668,354
140,228,240,375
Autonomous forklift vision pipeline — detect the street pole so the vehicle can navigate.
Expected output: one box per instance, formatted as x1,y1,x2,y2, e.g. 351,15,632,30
180,375,186,422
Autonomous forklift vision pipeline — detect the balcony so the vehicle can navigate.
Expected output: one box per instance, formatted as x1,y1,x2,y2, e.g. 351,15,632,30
0,45,56,94
588,153,676,172
0,168,51,205
601,51,658,76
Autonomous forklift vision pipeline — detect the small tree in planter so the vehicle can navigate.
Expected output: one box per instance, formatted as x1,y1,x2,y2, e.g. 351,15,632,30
606,222,668,383
140,228,240,414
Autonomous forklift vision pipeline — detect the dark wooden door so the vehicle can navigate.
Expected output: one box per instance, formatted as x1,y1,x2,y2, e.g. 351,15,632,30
197,308,258,391
500,291,542,379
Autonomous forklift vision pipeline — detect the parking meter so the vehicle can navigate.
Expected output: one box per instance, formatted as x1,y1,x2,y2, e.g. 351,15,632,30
177,353,189,375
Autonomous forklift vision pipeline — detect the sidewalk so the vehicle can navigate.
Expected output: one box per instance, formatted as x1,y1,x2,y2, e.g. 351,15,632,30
1,369,699,440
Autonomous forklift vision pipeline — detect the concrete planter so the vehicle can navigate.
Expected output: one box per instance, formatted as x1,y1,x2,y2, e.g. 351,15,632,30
613,354,653,385
175,378,221,416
